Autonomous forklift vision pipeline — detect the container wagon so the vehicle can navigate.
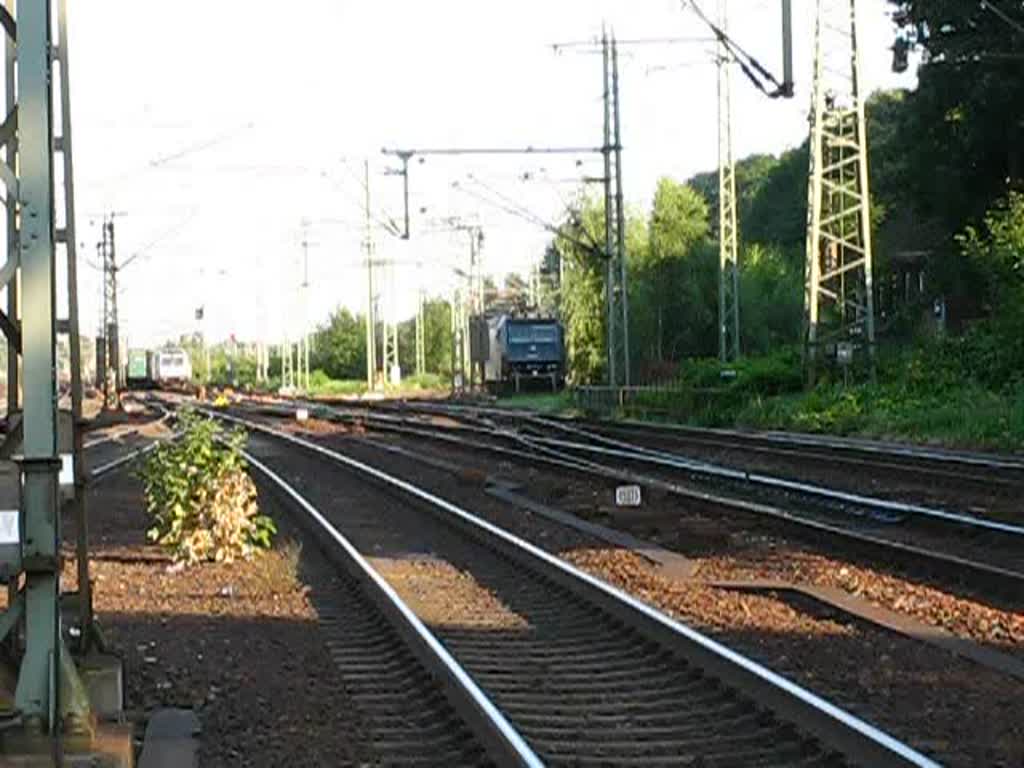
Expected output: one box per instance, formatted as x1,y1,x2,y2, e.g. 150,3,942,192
125,348,153,389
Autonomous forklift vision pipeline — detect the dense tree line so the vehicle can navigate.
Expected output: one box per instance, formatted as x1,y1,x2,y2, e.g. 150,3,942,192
550,5,1024,385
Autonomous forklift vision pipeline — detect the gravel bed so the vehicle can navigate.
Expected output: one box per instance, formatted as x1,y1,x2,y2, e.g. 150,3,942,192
66,467,368,766
279,420,1024,767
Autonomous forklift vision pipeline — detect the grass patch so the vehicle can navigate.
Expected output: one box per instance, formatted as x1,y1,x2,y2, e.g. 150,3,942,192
497,390,574,414
307,370,449,398
570,342,1024,452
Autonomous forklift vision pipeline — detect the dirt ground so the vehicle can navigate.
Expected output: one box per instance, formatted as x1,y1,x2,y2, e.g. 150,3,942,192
69,469,367,767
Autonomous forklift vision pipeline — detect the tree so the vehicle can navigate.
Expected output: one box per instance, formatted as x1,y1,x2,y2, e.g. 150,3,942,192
310,307,366,380
888,0,1024,232
635,178,712,364
396,297,452,375
552,195,610,384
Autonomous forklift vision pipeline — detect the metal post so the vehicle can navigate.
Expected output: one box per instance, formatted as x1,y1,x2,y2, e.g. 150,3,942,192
717,0,741,363
611,33,631,386
803,0,875,382
103,216,120,407
401,153,411,240
4,0,16,413
363,160,377,390
601,29,616,389
415,285,425,376
781,0,794,97
56,0,93,651
15,0,61,731
100,223,109,404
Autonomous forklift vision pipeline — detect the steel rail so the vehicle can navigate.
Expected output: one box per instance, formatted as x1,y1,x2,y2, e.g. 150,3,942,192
313,409,1024,593
213,408,941,768
378,398,1024,472
256,401,1024,598
241,450,543,768
305,398,1024,538
522,431,1024,537
87,441,162,481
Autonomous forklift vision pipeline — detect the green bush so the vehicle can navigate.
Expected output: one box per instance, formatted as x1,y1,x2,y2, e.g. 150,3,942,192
139,410,275,566
400,372,445,391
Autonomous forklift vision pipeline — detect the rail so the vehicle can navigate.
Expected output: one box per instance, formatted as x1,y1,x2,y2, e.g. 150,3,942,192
211,407,941,768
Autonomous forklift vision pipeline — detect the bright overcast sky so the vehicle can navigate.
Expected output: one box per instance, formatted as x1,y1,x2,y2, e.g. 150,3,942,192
66,0,916,348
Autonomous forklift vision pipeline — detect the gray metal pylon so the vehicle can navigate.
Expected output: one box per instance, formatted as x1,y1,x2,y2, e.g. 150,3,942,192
101,215,120,407
717,0,741,363
3,0,16,412
803,0,875,381
602,29,630,387
2,0,90,737
610,32,631,386
415,285,425,377
55,0,96,654
601,27,617,388
363,159,377,390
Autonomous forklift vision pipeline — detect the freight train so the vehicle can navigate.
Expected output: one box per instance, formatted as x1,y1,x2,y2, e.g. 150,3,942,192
126,347,193,389
480,315,565,393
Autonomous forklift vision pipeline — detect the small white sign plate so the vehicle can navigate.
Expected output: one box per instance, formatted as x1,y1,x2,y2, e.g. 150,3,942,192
295,408,309,422
59,453,74,487
615,484,642,507
0,509,18,544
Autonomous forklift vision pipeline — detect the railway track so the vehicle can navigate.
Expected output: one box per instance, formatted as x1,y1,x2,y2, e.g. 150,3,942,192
240,397,1024,601
341,398,1024,517
212,406,939,767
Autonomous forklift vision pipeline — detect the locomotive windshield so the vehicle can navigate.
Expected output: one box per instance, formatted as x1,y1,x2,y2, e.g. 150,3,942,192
507,324,559,343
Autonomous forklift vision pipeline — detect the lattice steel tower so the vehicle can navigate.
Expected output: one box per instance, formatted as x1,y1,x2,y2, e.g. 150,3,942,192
101,215,120,407
804,0,875,378
602,30,630,387
717,0,740,363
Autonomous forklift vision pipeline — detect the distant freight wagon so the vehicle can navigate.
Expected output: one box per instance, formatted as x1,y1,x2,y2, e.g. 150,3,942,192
481,315,565,393
125,348,152,389
124,347,193,389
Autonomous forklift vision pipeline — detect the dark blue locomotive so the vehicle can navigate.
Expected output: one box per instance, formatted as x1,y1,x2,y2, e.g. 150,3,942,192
482,315,565,392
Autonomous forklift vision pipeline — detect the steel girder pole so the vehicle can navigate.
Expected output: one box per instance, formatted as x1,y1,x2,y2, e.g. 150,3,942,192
803,0,875,382
3,0,16,413
415,285,425,376
601,30,617,389
14,0,62,731
717,0,740,363
611,33,631,387
56,0,94,652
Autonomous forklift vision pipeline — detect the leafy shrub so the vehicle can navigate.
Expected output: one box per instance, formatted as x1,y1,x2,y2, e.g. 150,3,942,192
139,410,275,566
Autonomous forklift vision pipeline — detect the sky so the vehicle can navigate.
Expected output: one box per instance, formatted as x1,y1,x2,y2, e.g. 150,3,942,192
64,0,917,349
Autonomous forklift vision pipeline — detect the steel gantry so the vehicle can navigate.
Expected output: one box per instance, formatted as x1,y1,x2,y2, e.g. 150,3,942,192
717,0,741,364
804,0,876,381
0,1,127,761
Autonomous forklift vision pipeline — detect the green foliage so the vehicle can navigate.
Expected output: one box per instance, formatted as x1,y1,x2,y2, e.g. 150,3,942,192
888,0,1024,233
311,307,366,381
556,195,611,384
497,390,574,413
957,192,1024,312
138,410,275,565
308,371,366,396
631,179,715,366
